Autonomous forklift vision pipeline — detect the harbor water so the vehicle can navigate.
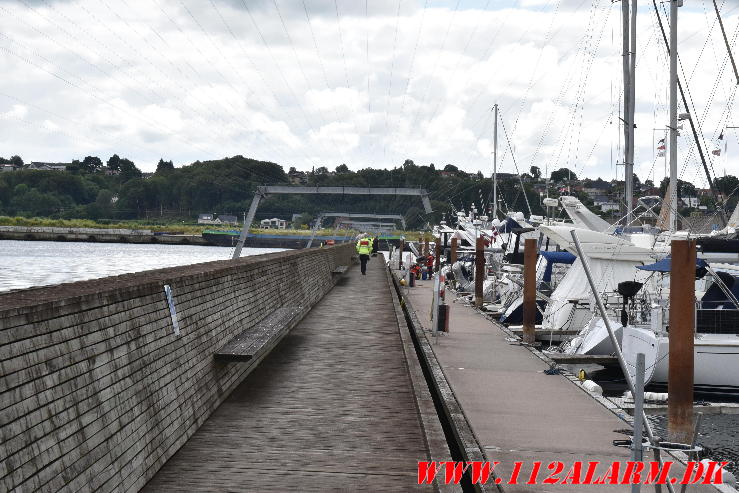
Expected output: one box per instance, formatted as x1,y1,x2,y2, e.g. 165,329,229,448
0,240,285,293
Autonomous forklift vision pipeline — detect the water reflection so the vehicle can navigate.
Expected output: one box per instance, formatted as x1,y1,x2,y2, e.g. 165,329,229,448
0,240,285,292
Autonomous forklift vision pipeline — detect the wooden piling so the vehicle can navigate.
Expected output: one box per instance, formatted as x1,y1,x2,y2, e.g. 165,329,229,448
434,237,441,272
424,238,430,257
399,239,404,268
668,239,696,444
522,238,537,344
474,237,485,308
450,237,458,265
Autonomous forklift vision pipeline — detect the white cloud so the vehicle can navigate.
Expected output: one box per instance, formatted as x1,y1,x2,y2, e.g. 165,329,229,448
0,0,735,183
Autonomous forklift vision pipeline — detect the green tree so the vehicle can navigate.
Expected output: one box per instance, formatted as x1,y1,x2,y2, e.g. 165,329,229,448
530,166,541,179
335,164,349,173
550,167,577,182
156,158,175,174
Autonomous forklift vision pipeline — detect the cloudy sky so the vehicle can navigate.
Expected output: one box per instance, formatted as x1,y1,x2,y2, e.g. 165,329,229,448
0,0,737,186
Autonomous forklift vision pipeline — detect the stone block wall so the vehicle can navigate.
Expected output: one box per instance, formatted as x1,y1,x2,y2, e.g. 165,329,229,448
0,244,353,492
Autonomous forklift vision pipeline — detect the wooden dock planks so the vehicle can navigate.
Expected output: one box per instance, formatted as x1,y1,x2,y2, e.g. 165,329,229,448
142,259,434,492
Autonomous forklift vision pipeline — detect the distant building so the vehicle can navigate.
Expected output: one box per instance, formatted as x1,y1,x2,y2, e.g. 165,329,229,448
260,218,288,229
0,164,17,172
27,162,69,171
593,196,619,212
198,213,239,225
681,197,699,208
218,215,238,225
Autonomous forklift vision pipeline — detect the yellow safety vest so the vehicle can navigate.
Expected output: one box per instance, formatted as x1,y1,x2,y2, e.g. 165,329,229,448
356,238,372,255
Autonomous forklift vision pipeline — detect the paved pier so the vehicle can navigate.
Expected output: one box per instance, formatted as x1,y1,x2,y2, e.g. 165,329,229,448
404,277,724,492
142,259,439,492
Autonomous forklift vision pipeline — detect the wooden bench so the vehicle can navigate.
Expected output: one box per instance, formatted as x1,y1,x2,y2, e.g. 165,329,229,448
332,265,349,275
214,306,304,362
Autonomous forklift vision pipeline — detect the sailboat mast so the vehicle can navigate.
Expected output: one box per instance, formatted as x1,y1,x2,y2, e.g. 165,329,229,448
493,103,498,219
622,0,635,225
669,0,679,233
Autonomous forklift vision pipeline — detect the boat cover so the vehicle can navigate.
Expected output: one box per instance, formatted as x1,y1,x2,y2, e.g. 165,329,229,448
637,257,708,273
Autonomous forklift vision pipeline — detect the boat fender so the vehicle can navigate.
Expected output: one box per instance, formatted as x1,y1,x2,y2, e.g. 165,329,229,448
581,380,603,395
577,369,587,381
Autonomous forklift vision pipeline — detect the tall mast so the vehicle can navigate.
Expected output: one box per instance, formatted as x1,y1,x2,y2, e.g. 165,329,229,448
492,103,498,219
669,0,679,233
622,0,636,226
627,0,637,225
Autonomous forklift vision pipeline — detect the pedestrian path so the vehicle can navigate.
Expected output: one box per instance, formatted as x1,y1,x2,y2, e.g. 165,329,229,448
142,259,435,492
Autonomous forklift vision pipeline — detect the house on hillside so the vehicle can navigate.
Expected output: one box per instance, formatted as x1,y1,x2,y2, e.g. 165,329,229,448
0,163,18,172
26,162,69,171
593,196,619,212
218,215,238,225
260,218,287,229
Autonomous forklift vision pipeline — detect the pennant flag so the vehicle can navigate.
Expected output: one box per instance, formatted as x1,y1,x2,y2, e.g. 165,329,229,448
713,132,724,156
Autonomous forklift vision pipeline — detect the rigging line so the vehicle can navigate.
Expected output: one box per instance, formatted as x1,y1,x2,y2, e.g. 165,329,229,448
522,0,606,171
207,0,311,164
398,0,429,117
0,91,153,157
46,0,293,164
408,0,462,133
18,0,234,142
71,0,267,147
383,0,403,159
238,0,331,165
273,0,349,165
333,0,351,90
499,109,532,216
366,0,371,142
423,0,493,126
0,34,215,156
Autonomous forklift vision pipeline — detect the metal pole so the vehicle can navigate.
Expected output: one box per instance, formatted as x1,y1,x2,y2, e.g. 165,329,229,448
450,237,458,265
522,238,537,344
434,237,441,272
669,0,679,233
632,352,646,493
712,0,739,85
493,103,498,219
622,0,632,224
570,229,657,442
668,239,695,444
232,192,262,259
626,0,637,225
474,236,485,308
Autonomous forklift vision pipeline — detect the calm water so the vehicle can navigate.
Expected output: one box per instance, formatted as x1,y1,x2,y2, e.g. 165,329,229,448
0,240,285,292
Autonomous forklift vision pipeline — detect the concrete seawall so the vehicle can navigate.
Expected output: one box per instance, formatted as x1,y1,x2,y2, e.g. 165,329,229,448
0,244,354,492
0,226,209,245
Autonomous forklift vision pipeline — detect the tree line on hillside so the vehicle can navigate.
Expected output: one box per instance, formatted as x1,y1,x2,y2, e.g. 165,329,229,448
0,154,735,230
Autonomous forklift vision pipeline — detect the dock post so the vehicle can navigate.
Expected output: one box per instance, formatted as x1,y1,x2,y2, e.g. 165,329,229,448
668,239,696,444
522,238,537,344
434,237,441,272
424,237,430,256
450,237,458,264
399,239,404,268
474,236,485,308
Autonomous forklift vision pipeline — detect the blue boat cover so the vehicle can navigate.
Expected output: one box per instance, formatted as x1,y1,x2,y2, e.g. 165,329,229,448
540,250,576,283
636,257,708,273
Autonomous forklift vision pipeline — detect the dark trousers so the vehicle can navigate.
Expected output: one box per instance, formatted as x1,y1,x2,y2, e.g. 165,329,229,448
359,254,370,274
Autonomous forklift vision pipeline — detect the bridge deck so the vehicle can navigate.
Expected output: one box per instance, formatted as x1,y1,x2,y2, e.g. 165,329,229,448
142,258,433,492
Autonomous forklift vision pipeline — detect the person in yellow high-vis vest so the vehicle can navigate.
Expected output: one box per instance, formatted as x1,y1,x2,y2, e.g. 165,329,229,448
356,235,372,275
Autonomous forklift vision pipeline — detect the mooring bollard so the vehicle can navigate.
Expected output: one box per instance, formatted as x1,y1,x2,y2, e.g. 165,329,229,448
522,238,537,344
450,237,458,265
668,239,696,444
474,236,485,308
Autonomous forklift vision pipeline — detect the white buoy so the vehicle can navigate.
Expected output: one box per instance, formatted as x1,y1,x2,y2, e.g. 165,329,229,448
582,380,603,395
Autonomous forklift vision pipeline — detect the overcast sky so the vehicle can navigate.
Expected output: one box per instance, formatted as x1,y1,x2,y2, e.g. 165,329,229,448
0,0,737,186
